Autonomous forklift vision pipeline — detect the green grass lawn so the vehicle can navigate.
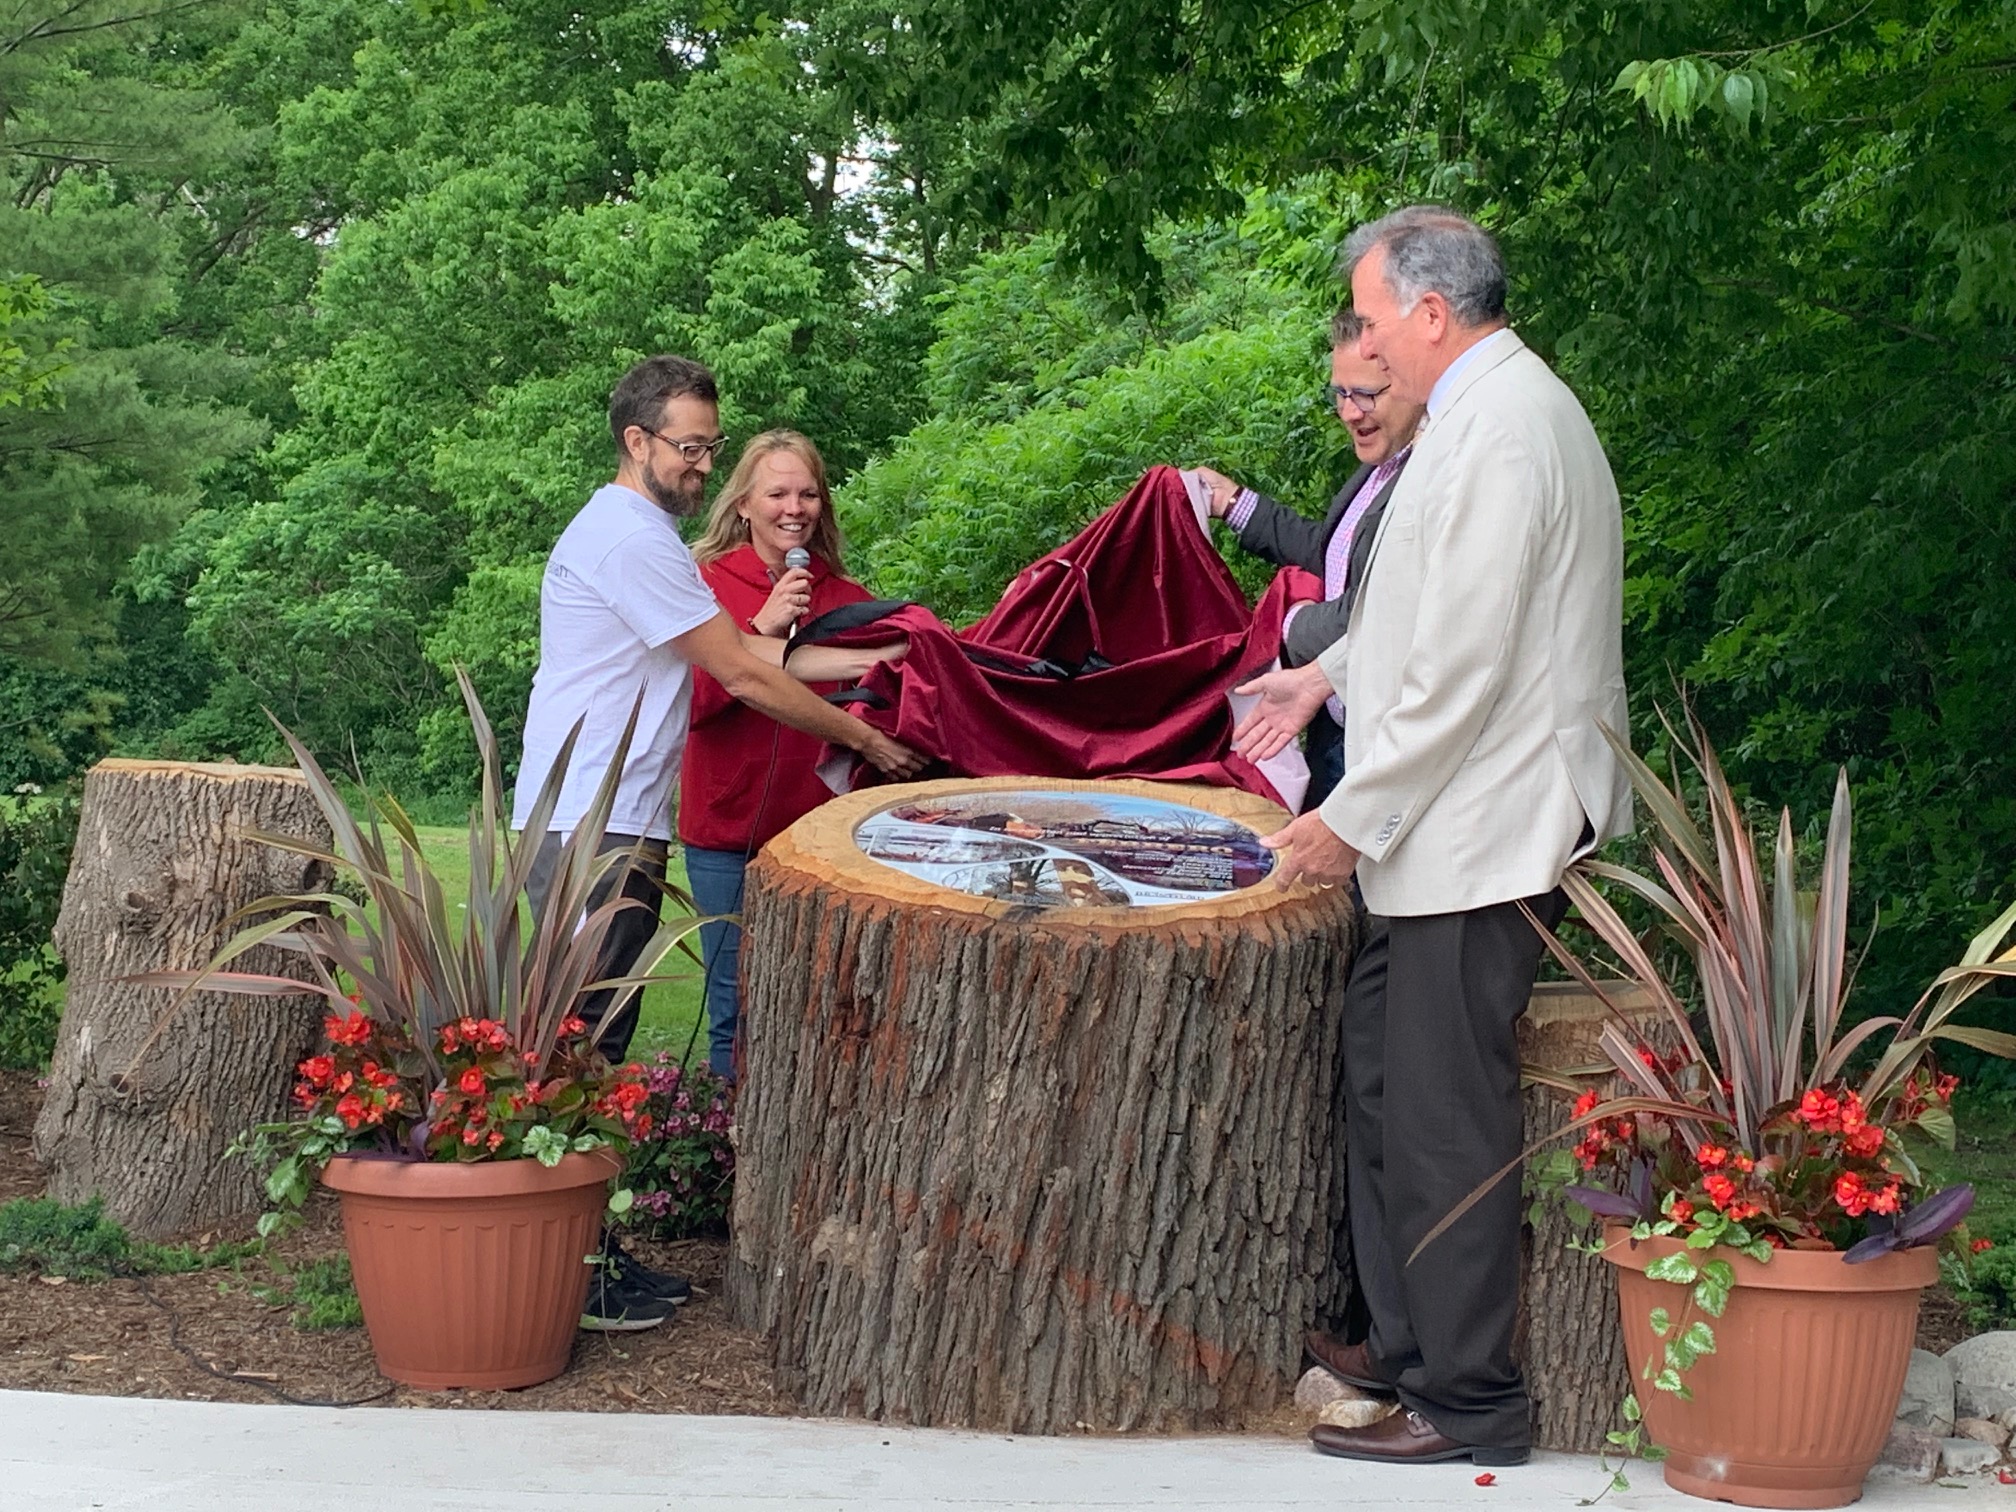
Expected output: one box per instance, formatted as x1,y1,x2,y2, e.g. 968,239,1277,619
391,825,712,1062
1916,1090,2016,1242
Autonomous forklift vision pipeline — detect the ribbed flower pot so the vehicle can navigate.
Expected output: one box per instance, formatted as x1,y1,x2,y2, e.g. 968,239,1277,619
1602,1228,1936,1509
322,1147,618,1389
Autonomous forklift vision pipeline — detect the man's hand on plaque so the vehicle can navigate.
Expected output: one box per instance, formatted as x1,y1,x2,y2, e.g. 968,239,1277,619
1259,810,1360,890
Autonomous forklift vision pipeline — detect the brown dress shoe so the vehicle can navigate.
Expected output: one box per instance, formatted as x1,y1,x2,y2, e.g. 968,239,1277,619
1311,1408,1529,1467
1303,1330,1396,1395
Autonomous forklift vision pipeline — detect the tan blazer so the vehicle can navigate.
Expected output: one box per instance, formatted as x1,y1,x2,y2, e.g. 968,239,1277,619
1315,330,1632,917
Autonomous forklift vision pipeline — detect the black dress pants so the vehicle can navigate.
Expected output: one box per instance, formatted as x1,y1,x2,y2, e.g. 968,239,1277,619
525,830,668,1062
1341,887,1568,1451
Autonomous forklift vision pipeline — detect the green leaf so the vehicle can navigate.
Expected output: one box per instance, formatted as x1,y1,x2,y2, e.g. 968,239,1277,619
1649,1306,1672,1337
1915,1103,1958,1150
1645,1252,1701,1284
1722,72,1755,130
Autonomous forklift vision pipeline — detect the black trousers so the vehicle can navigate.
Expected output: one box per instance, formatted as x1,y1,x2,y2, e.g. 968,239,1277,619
525,831,668,1062
1302,706,1347,812
1341,888,1568,1450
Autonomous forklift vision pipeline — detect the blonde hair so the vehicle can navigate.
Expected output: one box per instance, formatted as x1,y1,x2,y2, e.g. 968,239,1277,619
690,430,845,570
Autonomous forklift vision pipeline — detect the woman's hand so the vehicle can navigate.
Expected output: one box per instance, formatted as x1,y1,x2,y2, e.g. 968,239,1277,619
752,568,814,638
857,728,926,778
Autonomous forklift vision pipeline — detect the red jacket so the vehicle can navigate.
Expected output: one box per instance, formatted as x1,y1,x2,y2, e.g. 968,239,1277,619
678,544,873,853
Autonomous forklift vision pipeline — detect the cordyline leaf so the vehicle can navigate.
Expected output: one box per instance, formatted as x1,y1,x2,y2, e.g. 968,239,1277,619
1408,1095,1730,1263
1770,805,1804,1105
123,969,350,1003
1597,717,1714,880
1957,897,2016,970
1809,769,1853,1064
1928,1026,2016,1059
1552,871,1703,1062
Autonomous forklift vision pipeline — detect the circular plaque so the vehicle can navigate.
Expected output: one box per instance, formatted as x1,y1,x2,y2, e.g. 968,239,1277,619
852,787,1275,909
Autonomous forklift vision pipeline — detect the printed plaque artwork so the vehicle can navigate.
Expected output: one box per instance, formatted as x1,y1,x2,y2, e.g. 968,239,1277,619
852,789,1276,909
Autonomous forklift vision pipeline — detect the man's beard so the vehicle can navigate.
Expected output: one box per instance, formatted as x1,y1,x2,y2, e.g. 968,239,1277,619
642,459,706,516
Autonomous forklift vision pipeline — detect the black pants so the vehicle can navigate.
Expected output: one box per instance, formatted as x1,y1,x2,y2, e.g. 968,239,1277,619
525,831,668,1062
1302,706,1347,812
1341,888,1568,1451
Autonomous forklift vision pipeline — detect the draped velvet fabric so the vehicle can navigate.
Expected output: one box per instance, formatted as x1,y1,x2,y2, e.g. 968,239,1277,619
807,466,1322,807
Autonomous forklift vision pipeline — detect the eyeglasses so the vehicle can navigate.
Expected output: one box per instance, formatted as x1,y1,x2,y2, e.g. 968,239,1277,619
637,426,729,464
1325,383,1390,414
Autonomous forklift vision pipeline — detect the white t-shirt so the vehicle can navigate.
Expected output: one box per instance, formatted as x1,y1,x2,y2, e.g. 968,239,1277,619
512,483,722,841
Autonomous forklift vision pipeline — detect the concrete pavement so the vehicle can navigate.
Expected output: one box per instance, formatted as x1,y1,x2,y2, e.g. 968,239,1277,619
4,1389,2007,1511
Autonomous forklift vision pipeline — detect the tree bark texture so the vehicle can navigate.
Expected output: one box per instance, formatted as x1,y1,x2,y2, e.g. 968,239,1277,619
33,759,332,1239
1517,981,1667,1453
726,777,1358,1433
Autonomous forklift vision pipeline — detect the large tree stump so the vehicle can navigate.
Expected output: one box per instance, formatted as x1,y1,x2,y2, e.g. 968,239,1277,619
33,759,333,1239
1518,980,1666,1451
726,777,1357,1433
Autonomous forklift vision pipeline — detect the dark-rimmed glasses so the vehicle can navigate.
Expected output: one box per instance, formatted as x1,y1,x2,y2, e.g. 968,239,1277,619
1325,382,1390,414
637,426,729,464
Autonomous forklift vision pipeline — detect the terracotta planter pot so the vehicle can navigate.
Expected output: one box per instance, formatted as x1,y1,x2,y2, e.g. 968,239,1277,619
321,1147,618,1390
1601,1228,1936,1509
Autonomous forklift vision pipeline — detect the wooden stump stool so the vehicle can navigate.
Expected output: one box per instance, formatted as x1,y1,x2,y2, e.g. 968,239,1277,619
725,777,1358,1432
1518,980,1666,1451
33,759,332,1239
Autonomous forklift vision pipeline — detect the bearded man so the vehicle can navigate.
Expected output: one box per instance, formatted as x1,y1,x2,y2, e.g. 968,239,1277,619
513,354,920,1331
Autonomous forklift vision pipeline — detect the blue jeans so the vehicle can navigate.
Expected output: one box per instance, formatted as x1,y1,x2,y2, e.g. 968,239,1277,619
683,846,747,1080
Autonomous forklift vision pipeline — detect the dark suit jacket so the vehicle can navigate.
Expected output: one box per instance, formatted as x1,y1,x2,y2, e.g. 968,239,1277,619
1232,458,1408,666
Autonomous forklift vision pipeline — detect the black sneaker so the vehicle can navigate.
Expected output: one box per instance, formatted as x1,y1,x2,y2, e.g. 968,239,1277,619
602,1230,693,1306
580,1264,677,1332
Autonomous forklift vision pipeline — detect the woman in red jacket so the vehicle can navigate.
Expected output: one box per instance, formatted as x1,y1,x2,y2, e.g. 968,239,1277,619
681,431,873,1079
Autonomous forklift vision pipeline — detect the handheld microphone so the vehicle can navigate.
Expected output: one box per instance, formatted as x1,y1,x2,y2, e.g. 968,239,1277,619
782,546,812,632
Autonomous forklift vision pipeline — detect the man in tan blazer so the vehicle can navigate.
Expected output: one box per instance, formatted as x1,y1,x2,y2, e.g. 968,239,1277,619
1262,207,1632,1467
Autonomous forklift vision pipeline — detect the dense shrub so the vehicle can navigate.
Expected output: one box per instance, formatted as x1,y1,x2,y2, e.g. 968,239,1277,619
0,786,78,1069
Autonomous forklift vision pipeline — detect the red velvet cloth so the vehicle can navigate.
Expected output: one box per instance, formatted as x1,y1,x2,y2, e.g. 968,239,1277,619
816,466,1321,805
679,544,872,852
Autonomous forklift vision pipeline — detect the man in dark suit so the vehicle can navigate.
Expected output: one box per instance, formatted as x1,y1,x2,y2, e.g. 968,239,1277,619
1192,307,1427,809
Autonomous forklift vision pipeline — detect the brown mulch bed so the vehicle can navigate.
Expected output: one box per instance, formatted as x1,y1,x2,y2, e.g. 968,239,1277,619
0,1069,784,1414
1,1069,1977,1414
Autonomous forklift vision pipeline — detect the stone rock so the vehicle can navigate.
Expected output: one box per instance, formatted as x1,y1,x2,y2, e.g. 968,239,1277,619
1955,1417,2011,1449
1898,1347,1957,1436
1868,1424,1941,1484
1997,1405,2016,1434
1316,1396,1399,1430
1939,1438,2003,1476
1293,1367,1375,1413
1946,1332,2016,1420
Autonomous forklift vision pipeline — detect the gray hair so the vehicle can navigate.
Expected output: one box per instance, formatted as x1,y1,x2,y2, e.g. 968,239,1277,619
1328,306,1365,347
1341,206,1507,326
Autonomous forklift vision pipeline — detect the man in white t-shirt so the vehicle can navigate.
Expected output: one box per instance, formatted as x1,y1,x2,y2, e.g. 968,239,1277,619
513,355,920,1329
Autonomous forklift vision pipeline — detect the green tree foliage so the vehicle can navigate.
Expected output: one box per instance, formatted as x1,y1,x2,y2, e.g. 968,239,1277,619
161,0,940,788
0,0,266,672
828,0,2016,1015
0,786,77,1069
1,0,2008,1038
843,221,1353,622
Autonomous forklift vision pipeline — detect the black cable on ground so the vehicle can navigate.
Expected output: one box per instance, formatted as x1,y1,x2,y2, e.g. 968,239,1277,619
133,1272,395,1409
